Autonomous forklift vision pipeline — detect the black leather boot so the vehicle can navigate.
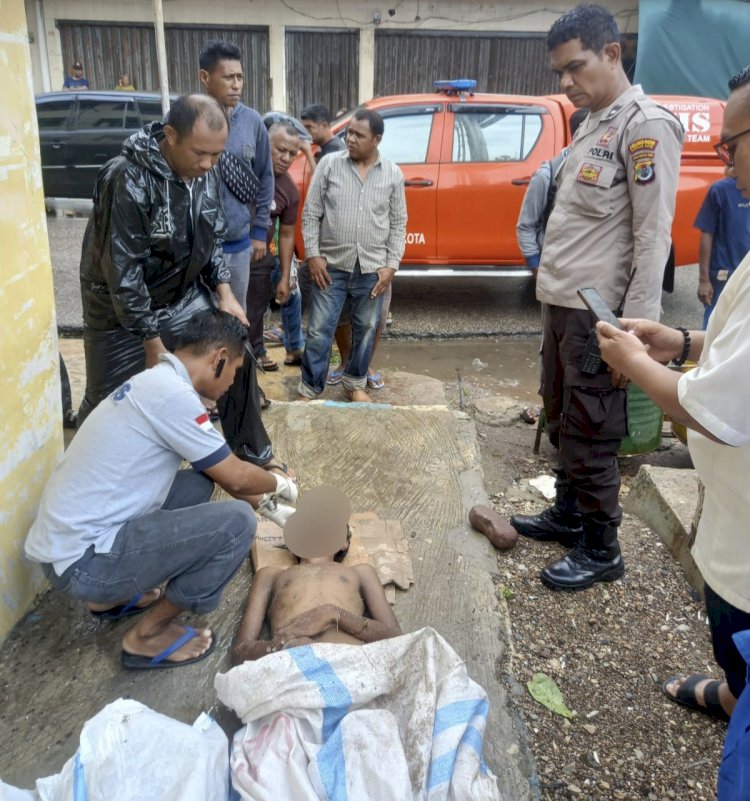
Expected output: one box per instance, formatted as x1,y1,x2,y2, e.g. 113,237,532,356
511,474,582,546
540,520,625,590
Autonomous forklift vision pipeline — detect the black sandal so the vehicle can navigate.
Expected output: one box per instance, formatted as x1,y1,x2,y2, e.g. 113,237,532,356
662,673,730,722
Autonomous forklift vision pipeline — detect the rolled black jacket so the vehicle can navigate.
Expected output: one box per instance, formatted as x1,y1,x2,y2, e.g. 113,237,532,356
80,122,230,338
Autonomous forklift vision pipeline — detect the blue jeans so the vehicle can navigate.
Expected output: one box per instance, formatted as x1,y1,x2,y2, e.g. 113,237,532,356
224,247,251,314
299,264,383,396
270,259,304,353
43,470,255,615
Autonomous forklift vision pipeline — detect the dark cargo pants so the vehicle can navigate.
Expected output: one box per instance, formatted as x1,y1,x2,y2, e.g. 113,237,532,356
540,304,627,526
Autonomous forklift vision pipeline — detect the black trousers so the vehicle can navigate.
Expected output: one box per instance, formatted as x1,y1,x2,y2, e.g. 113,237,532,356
540,304,628,525
705,583,750,699
246,255,275,356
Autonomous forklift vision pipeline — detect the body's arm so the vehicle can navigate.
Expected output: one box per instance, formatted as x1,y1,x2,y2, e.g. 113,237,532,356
621,117,684,320
697,231,714,307
596,319,721,441
231,567,280,664
515,167,550,267
203,452,296,503
251,123,274,260
268,565,402,650
275,222,296,303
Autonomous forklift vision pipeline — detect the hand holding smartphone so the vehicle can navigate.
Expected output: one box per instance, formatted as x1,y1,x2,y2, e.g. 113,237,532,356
577,288,622,328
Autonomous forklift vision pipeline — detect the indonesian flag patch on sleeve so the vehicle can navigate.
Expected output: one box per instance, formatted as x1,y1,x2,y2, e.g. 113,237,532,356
195,412,214,432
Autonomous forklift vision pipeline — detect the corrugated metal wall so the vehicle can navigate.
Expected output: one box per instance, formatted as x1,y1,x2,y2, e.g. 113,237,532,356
56,21,270,108
374,30,559,97
285,28,359,117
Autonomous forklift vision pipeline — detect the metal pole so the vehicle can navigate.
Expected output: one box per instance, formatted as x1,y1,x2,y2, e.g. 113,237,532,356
36,0,51,92
153,0,170,116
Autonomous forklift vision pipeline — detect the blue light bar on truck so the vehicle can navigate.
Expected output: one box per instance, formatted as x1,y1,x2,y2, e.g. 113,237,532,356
434,79,477,95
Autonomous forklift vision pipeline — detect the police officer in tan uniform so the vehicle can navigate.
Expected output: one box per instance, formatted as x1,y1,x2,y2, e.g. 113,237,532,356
511,5,684,590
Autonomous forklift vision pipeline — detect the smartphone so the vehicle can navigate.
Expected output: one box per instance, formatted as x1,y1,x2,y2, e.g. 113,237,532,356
577,288,622,329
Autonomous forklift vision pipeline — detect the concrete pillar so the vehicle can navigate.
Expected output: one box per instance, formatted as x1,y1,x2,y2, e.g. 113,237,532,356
0,0,62,641
268,23,286,111
358,26,375,104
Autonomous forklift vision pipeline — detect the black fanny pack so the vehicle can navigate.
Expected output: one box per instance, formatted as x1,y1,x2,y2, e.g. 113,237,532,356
220,151,260,205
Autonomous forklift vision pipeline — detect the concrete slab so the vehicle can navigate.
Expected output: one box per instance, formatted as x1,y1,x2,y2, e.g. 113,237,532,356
624,464,703,594
0,401,530,799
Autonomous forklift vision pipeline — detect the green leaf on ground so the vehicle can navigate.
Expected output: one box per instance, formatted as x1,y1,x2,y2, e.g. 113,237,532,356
527,672,574,718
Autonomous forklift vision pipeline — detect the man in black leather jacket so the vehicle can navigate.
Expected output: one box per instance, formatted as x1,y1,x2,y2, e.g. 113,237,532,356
77,94,283,472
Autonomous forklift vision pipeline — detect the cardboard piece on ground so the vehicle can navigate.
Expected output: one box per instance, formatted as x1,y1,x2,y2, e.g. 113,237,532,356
251,514,413,594
350,512,414,591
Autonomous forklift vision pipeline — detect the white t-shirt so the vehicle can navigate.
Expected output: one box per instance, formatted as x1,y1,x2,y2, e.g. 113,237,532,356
25,354,230,575
678,249,750,612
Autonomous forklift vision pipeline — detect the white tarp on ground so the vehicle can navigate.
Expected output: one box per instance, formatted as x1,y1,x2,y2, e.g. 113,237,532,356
0,699,229,801
214,627,502,801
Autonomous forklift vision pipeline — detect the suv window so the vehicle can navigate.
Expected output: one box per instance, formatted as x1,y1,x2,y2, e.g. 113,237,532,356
37,101,71,130
137,100,165,125
74,100,130,130
378,112,434,164
452,108,543,162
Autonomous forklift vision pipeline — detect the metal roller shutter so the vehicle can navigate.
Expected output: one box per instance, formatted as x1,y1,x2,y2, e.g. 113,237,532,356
285,27,359,117
56,21,270,108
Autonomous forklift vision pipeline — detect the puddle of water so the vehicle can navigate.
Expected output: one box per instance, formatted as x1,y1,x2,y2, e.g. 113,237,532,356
377,338,541,403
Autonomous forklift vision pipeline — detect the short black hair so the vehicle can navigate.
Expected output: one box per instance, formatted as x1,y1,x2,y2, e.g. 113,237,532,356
333,525,353,563
268,121,301,139
165,94,227,140
173,308,248,360
569,108,589,136
351,108,384,138
729,66,750,93
547,4,620,53
300,103,332,124
199,39,242,72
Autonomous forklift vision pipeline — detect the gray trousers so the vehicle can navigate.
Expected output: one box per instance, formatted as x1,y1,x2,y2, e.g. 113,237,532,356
43,470,255,615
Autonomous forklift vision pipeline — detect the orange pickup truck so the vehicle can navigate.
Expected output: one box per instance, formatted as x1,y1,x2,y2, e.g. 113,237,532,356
289,86,725,277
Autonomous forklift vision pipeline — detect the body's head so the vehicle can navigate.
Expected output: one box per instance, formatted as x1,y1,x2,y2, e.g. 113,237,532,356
198,39,244,111
719,66,750,197
118,73,131,87
71,60,84,79
173,308,248,400
300,104,335,146
268,122,301,177
547,4,629,113
283,487,352,562
161,94,228,180
346,109,384,163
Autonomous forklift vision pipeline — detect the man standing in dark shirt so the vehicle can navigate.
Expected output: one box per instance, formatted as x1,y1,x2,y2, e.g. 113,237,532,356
300,104,346,171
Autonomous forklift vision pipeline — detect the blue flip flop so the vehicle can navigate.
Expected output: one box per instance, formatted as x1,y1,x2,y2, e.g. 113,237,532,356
367,372,385,390
90,592,158,621
121,626,216,670
326,370,343,386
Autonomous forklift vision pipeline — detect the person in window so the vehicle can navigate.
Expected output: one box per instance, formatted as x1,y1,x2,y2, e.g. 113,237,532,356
115,73,135,92
62,61,89,91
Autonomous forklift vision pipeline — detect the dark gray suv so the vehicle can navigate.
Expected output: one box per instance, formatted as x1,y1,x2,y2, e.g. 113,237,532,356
36,91,168,199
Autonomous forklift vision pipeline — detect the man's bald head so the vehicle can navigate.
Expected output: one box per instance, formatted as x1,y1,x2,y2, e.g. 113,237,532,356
165,94,228,141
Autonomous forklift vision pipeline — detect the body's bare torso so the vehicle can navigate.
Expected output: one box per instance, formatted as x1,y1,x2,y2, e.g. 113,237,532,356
268,563,365,645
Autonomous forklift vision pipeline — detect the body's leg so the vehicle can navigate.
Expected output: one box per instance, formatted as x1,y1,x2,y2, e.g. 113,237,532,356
247,255,274,358
225,248,251,315
540,307,627,590
299,269,349,397
341,264,381,396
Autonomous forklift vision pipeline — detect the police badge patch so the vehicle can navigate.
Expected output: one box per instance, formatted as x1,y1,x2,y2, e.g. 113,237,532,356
628,137,658,185
576,162,602,185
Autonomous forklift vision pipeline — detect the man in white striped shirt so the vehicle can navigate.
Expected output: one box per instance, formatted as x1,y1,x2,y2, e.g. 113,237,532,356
299,109,407,402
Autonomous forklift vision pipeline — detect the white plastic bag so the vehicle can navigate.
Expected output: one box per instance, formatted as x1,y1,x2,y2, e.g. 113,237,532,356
1,699,229,801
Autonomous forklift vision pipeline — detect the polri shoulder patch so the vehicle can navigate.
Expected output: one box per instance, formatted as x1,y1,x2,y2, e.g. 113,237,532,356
628,137,658,185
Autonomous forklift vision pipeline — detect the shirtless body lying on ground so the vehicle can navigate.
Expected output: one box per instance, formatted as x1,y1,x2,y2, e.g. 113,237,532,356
231,557,402,665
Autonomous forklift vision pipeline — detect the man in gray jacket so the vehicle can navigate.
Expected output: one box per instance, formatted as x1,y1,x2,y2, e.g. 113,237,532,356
516,108,589,273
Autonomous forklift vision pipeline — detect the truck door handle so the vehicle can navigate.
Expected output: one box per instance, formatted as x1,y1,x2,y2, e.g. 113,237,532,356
511,177,531,186
404,179,434,187
51,143,62,149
